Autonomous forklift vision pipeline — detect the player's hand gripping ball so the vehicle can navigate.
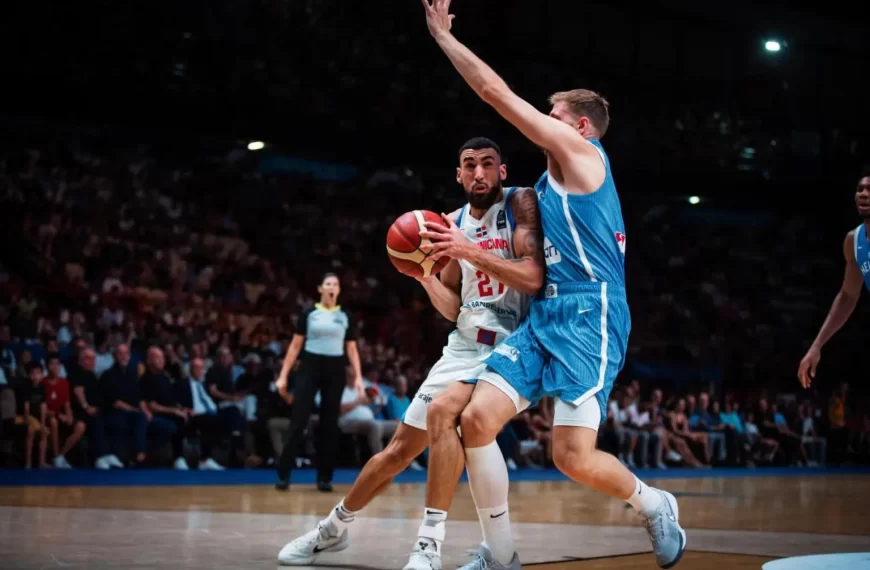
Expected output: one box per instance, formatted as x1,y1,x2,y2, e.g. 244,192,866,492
386,210,451,278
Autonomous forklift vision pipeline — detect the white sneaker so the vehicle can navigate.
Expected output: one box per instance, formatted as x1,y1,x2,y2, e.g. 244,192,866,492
53,456,72,469
174,457,190,470
278,522,349,565
95,456,112,470
107,455,124,468
408,460,425,471
506,458,518,471
403,539,442,570
199,458,225,471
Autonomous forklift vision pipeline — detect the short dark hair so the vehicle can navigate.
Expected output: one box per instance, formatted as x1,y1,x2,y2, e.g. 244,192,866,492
27,362,43,374
45,352,60,364
860,167,870,181
459,137,503,163
321,272,339,284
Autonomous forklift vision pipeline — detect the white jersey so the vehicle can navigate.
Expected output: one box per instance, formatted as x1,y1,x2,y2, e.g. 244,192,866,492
455,187,530,343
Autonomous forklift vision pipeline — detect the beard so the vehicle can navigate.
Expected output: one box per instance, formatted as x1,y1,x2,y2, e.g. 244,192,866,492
465,183,502,210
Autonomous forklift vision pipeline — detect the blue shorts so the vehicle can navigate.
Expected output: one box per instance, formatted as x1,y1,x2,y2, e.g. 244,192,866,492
483,282,630,422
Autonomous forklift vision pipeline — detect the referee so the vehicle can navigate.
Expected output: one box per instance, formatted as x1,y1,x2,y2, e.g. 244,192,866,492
276,273,363,491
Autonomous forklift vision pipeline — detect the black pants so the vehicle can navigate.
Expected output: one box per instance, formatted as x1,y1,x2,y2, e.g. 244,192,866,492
277,354,346,482
161,413,220,460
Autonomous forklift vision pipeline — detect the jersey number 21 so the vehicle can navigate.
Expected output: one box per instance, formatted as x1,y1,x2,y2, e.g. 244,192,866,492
476,270,504,297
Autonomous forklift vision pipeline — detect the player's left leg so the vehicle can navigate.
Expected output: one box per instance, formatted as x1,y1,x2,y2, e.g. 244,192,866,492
541,287,685,568
551,404,685,568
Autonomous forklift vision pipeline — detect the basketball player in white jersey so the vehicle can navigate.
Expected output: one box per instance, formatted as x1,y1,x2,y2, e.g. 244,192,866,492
277,137,544,569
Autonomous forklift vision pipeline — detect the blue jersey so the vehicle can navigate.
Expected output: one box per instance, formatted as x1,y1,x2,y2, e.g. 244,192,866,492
536,139,626,290
854,223,870,292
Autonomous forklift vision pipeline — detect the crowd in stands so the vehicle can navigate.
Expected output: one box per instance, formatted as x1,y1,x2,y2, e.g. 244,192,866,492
0,127,868,472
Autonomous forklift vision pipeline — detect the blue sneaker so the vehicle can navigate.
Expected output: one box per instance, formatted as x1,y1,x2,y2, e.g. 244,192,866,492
643,490,686,568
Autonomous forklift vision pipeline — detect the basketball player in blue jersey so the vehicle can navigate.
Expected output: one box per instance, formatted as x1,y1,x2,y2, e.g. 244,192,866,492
798,172,870,388
414,1,685,568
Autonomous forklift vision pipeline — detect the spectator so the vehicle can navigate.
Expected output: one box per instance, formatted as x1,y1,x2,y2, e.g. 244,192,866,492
626,388,661,469
140,346,189,469
70,348,122,469
236,352,280,462
799,402,826,467
14,363,48,468
718,400,751,466
669,398,710,467
744,411,779,463
205,346,247,466
100,344,150,465
771,402,809,466
384,375,411,422
173,357,225,470
43,353,85,468
330,369,398,457
93,332,115,377
690,392,727,464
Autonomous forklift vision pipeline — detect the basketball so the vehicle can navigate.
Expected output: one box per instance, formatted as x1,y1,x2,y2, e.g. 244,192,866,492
386,210,451,278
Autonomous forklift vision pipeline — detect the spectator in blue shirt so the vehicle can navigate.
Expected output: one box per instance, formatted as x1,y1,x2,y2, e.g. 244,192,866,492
384,376,411,422
690,392,727,463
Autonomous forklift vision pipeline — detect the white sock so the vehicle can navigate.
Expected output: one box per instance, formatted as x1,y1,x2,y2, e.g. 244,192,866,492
465,442,514,565
324,499,357,535
417,507,447,555
625,476,664,517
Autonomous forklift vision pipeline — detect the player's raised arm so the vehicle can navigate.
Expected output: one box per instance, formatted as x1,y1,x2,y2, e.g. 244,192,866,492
420,0,603,193
798,230,864,388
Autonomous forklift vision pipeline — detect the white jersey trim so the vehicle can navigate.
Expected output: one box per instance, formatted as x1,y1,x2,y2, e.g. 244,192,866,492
854,224,862,263
570,282,608,406
547,173,598,282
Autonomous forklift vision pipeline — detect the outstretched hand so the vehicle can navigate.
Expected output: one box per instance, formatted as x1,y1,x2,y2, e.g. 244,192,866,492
419,213,472,261
797,347,820,389
421,0,455,39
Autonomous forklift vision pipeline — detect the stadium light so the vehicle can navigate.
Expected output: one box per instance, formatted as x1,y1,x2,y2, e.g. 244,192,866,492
764,40,782,53
688,196,700,205
247,141,265,151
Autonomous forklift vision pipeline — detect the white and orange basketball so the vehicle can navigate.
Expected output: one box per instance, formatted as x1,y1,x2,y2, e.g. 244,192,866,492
386,210,451,278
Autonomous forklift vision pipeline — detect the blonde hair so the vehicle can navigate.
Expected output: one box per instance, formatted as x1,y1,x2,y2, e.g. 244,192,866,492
549,89,610,137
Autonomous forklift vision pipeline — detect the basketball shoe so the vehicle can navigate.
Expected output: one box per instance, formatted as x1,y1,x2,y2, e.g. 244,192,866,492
403,539,442,570
457,545,522,570
277,521,349,566
643,490,686,568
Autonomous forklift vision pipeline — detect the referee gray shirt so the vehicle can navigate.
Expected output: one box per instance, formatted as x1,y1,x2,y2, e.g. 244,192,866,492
296,304,357,357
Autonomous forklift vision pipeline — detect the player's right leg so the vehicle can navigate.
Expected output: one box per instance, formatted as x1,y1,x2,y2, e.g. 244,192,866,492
406,321,544,570
277,422,429,565
278,333,477,566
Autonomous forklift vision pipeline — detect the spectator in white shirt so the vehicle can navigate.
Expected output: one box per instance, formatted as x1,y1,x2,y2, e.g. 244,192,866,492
799,403,825,467
316,371,398,457
626,393,665,469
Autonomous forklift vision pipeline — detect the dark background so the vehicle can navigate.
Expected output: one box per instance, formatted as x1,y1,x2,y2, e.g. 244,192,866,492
3,0,869,401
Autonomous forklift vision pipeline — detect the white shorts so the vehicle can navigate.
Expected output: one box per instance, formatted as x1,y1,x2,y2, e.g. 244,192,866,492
477,369,602,429
403,332,494,431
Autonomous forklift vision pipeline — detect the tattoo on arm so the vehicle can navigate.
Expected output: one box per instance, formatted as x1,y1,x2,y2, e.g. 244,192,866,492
510,187,544,264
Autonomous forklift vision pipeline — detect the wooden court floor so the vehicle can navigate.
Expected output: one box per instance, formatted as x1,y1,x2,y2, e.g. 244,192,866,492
1,473,869,569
